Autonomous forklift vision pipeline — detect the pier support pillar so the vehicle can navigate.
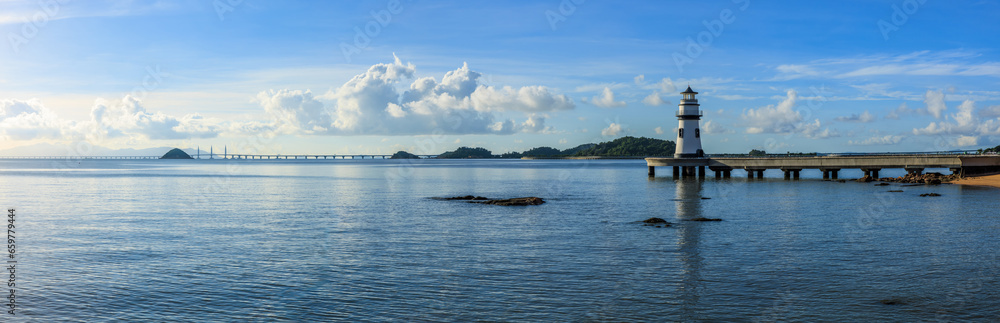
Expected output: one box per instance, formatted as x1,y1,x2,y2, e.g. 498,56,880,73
822,170,829,179
682,166,696,177
724,170,731,178
698,166,706,179
747,169,754,179
648,166,655,177
905,168,923,175
672,166,679,178
782,168,801,180
756,170,764,178
950,168,963,176
862,168,881,179
714,170,722,179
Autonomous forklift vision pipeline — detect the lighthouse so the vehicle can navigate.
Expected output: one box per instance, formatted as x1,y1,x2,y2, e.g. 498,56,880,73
674,86,704,158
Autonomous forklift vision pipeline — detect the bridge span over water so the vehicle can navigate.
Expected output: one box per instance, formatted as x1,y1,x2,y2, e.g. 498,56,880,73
646,155,1000,179
0,154,438,160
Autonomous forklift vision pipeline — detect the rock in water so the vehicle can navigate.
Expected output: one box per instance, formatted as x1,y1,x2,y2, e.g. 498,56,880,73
480,197,545,206
920,193,942,197
642,217,668,224
160,148,193,159
856,175,874,183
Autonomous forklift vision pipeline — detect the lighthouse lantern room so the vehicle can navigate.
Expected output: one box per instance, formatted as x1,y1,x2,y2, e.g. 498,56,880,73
674,86,704,158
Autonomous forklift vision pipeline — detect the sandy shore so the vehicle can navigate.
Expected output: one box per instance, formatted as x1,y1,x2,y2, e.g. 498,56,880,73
952,174,1000,189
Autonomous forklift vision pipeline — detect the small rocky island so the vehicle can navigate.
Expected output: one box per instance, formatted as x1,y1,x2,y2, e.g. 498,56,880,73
390,151,421,159
160,148,193,159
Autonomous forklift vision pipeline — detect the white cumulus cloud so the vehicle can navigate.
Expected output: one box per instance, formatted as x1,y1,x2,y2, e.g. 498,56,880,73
0,99,66,140
835,111,875,123
261,57,575,136
741,90,803,134
90,95,219,140
590,87,626,108
924,90,947,119
642,92,668,106
701,120,731,134
848,135,904,146
741,90,837,139
602,123,624,136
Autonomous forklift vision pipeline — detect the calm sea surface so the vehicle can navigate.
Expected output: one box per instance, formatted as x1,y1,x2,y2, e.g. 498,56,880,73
1,159,998,321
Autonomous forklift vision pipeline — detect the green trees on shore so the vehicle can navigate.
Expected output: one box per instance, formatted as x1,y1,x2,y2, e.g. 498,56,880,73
436,147,495,158
430,136,676,158
570,136,675,157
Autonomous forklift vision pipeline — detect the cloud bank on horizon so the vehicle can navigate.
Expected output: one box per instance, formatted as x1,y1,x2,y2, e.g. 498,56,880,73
1,1,999,154
1,57,573,145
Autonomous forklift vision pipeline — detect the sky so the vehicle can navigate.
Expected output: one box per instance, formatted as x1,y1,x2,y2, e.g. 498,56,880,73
1,0,999,155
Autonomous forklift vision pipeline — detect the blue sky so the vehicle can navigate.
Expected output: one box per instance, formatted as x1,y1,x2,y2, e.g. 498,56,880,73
1,0,999,155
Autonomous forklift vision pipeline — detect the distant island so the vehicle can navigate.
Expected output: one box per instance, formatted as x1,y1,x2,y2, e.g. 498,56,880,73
430,136,676,159
390,151,420,159
160,148,193,159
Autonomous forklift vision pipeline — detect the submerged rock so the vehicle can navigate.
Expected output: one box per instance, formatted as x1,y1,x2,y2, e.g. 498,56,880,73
920,193,942,197
433,195,545,206
888,190,904,193
641,217,671,227
685,217,723,222
874,183,890,186
480,197,545,206
879,299,905,305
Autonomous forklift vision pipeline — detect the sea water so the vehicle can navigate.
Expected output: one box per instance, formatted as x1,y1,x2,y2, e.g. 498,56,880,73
1,159,998,321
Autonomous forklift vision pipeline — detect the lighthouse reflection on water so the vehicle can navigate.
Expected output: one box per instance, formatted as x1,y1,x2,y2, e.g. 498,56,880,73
673,177,705,320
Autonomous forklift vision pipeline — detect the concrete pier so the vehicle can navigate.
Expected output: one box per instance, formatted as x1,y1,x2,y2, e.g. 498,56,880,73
646,155,1000,179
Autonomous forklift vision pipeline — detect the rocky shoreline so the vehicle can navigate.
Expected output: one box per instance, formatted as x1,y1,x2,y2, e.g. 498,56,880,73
855,172,960,184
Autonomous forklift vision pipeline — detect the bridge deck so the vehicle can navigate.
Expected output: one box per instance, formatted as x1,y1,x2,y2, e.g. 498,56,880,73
646,155,1000,177
0,155,438,160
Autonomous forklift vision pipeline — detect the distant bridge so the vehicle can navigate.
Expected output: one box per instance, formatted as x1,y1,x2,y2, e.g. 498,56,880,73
221,154,438,159
0,156,159,160
0,154,439,160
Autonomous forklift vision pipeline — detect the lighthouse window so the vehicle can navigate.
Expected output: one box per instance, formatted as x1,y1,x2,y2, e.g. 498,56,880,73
695,128,700,138
679,128,684,138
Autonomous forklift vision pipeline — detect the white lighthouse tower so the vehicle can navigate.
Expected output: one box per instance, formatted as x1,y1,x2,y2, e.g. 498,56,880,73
674,86,704,158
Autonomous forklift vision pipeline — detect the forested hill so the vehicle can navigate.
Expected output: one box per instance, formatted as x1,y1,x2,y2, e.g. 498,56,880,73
572,136,675,157
433,136,675,158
